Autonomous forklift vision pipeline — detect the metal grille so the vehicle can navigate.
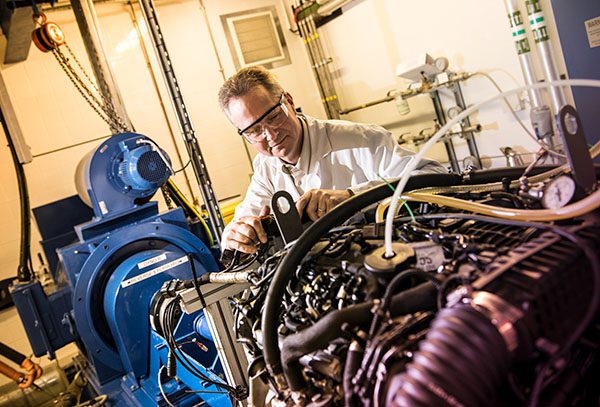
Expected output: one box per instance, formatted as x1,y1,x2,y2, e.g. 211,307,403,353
457,220,538,248
137,151,167,183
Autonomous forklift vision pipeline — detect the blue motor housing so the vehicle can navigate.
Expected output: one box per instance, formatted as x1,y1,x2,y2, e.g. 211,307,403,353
12,133,231,406
75,133,172,218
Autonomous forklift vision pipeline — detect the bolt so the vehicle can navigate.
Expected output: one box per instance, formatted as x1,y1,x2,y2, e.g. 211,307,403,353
564,112,578,135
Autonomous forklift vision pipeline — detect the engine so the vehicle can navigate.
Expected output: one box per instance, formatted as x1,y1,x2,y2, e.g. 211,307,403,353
233,170,600,406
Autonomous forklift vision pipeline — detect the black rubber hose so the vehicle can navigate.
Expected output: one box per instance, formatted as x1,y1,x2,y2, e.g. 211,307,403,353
389,305,510,407
281,281,437,391
464,165,600,185
463,166,555,184
262,173,460,385
1,107,32,282
0,341,27,365
368,269,440,338
343,340,363,407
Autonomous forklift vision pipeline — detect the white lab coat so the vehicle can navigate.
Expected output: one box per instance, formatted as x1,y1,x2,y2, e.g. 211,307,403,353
229,114,446,221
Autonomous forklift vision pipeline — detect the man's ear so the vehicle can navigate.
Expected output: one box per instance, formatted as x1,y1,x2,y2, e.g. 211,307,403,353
284,92,295,110
223,109,235,126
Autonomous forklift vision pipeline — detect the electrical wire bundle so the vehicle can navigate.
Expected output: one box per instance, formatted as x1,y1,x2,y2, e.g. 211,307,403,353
159,295,242,404
1,107,32,283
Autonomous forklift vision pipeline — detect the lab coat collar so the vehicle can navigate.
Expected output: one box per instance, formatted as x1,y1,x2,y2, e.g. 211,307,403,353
277,114,332,174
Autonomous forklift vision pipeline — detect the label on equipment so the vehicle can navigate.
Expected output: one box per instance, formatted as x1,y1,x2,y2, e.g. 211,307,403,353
585,16,600,48
99,201,108,215
138,253,167,269
409,241,445,272
121,256,188,288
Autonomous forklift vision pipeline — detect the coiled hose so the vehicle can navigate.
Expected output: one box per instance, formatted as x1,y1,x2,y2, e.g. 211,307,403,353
389,305,510,407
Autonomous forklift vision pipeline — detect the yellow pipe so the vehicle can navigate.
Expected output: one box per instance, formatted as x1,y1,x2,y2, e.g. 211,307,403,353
167,179,214,247
403,189,600,222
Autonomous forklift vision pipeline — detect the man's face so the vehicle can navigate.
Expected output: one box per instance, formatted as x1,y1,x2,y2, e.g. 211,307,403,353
226,86,303,164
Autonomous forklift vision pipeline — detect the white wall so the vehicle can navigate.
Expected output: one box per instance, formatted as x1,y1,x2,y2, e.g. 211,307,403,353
317,0,569,168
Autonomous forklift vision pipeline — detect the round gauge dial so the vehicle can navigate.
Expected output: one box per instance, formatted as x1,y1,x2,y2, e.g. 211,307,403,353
447,106,462,119
434,57,449,72
541,175,576,209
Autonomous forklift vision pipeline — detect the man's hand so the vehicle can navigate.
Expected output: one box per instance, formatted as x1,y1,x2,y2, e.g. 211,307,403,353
222,206,270,253
295,189,352,221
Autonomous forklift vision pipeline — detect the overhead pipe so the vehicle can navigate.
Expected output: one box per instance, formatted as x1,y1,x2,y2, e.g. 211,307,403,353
316,0,352,17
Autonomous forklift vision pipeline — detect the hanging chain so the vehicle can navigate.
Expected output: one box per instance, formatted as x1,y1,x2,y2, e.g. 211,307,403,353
161,185,173,209
31,12,131,134
63,43,130,131
52,46,130,133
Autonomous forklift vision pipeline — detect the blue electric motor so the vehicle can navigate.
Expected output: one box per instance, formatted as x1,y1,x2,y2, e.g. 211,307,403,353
11,133,232,406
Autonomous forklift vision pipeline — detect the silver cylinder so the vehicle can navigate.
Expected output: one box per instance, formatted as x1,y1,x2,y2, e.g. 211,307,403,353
525,0,567,113
504,0,544,108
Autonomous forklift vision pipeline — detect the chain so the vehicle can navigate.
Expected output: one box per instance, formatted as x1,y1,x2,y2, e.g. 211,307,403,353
52,46,130,133
161,185,173,209
52,48,115,127
63,44,130,132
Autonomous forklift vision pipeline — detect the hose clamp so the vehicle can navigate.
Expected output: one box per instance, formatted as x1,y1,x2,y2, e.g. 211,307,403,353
470,291,524,353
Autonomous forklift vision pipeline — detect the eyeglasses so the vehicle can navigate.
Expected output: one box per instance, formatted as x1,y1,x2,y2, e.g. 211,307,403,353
237,94,289,143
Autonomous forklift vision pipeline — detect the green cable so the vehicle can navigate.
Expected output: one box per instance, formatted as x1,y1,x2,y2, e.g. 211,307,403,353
377,174,416,222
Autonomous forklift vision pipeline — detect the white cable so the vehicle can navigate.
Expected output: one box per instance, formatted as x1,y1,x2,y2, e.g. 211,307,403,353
384,78,600,257
158,365,177,407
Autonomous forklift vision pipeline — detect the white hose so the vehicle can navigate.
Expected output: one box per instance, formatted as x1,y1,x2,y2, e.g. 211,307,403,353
384,78,600,258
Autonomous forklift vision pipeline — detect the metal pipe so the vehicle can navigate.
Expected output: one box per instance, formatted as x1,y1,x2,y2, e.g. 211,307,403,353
451,81,481,168
524,0,566,113
431,90,460,173
297,17,331,117
307,15,340,118
300,17,336,118
339,94,395,115
316,0,351,16
339,73,475,115
137,0,225,241
126,1,197,204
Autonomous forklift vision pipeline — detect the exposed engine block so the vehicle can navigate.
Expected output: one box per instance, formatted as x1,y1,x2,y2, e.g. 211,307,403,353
233,173,600,406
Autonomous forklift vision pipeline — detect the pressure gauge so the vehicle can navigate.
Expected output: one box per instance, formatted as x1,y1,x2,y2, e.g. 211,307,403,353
541,175,576,209
434,57,449,72
447,106,462,119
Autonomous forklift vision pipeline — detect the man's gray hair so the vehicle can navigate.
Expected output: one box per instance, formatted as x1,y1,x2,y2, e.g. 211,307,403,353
218,66,284,112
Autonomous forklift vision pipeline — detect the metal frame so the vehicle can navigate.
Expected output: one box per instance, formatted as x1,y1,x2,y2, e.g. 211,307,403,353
137,0,225,241
179,282,250,401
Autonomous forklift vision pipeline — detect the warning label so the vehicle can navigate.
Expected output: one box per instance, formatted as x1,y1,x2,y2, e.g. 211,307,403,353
585,16,600,48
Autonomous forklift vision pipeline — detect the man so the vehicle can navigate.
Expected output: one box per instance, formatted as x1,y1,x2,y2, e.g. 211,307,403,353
218,66,445,253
